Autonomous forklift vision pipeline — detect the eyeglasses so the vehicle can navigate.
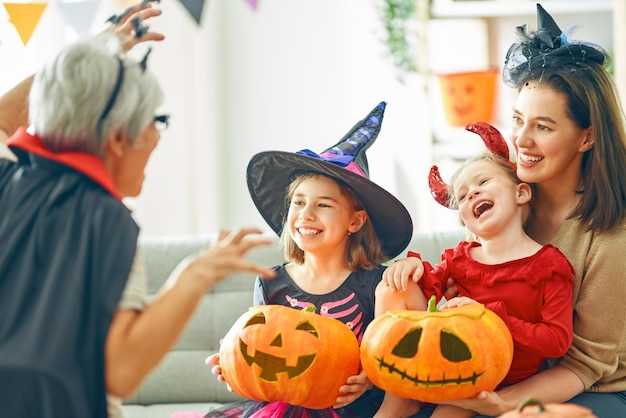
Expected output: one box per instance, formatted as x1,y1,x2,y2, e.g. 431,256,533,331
154,114,170,132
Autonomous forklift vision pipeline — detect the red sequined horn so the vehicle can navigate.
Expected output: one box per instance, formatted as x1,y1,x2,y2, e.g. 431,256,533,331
465,121,510,162
428,165,450,207
428,122,513,207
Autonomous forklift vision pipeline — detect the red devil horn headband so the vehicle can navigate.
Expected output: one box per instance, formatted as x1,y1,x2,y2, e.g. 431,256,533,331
428,122,514,207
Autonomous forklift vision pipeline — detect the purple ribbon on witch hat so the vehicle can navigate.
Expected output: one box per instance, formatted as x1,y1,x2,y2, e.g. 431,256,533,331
295,149,366,177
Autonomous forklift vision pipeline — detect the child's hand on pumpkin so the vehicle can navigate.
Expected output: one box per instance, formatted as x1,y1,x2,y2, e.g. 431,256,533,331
333,369,372,409
382,257,424,291
205,352,233,392
439,296,479,309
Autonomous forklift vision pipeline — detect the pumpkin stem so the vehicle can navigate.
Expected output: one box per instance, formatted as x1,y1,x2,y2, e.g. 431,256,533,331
302,306,316,312
427,295,438,312
517,397,547,412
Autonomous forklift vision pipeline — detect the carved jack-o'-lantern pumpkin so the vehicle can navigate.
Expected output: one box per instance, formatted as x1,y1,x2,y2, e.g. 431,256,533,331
360,296,513,402
219,304,361,409
498,398,598,418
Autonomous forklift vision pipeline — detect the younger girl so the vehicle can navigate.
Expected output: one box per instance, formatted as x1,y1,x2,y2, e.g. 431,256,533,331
205,101,413,417
375,127,575,418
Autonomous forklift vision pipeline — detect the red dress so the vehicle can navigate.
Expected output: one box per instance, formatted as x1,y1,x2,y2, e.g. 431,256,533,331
410,241,574,386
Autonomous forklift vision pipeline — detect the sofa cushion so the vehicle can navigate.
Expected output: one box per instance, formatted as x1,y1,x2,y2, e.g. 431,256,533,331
124,236,284,410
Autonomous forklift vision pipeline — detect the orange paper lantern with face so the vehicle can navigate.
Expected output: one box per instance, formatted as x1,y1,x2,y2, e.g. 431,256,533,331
437,68,499,127
360,297,513,402
219,304,361,409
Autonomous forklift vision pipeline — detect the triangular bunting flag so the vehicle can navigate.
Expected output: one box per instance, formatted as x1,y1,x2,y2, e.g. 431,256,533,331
57,0,101,36
178,0,204,25
3,2,48,46
113,0,137,10
245,0,258,11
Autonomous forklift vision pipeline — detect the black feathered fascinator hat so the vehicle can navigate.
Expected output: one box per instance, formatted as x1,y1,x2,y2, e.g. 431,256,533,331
246,101,413,259
503,3,609,88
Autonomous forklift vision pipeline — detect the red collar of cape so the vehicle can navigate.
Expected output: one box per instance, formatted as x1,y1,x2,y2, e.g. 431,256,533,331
7,127,123,201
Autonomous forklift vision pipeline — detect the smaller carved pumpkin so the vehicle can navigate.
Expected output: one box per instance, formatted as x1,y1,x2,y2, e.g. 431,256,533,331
361,296,513,402
219,304,361,409
498,398,597,418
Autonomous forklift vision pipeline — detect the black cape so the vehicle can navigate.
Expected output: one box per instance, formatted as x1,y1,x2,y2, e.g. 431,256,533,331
0,129,139,417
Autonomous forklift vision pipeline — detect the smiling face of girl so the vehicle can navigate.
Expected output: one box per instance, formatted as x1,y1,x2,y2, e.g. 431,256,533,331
285,174,366,258
451,156,530,239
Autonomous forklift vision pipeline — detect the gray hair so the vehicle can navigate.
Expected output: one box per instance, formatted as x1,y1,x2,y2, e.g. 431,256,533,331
28,34,164,156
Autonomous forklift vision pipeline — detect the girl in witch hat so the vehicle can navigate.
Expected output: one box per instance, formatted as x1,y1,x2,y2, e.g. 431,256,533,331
204,101,413,417
375,122,574,418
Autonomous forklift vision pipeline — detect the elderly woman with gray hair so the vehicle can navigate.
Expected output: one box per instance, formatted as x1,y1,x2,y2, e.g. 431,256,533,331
0,4,276,418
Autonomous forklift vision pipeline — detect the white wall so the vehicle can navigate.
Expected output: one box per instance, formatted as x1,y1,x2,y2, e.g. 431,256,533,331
0,1,614,240
127,0,440,238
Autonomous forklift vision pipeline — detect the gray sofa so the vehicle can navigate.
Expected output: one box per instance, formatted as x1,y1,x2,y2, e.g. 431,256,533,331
122,229,465,418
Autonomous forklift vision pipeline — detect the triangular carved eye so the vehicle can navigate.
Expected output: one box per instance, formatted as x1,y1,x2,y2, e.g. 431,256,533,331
244,312,266,327
392,327,422,358
270,334,282,347
440,330,472,362
296,321,319,339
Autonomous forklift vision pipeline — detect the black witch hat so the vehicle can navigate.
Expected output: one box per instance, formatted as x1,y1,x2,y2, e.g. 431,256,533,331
246,101,413,259
502,3,608,88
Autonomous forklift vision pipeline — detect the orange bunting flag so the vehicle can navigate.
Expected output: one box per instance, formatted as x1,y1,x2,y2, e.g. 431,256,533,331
3,2,48,46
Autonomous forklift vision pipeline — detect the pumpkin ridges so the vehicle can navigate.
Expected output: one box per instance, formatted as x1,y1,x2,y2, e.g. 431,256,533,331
219,304,361,409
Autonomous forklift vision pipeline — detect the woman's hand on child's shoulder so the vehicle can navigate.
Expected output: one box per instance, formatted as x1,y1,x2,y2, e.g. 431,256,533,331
205,352,223,380
382,257,424,291
334,369,373,409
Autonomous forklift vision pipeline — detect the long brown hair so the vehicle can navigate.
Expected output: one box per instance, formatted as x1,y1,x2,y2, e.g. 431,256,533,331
280,172,386,270
521,63,626,232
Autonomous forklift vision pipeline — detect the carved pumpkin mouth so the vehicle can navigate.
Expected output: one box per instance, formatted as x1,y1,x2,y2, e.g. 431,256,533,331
374,355,484,388
239,338,316,382
371,325,486,389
